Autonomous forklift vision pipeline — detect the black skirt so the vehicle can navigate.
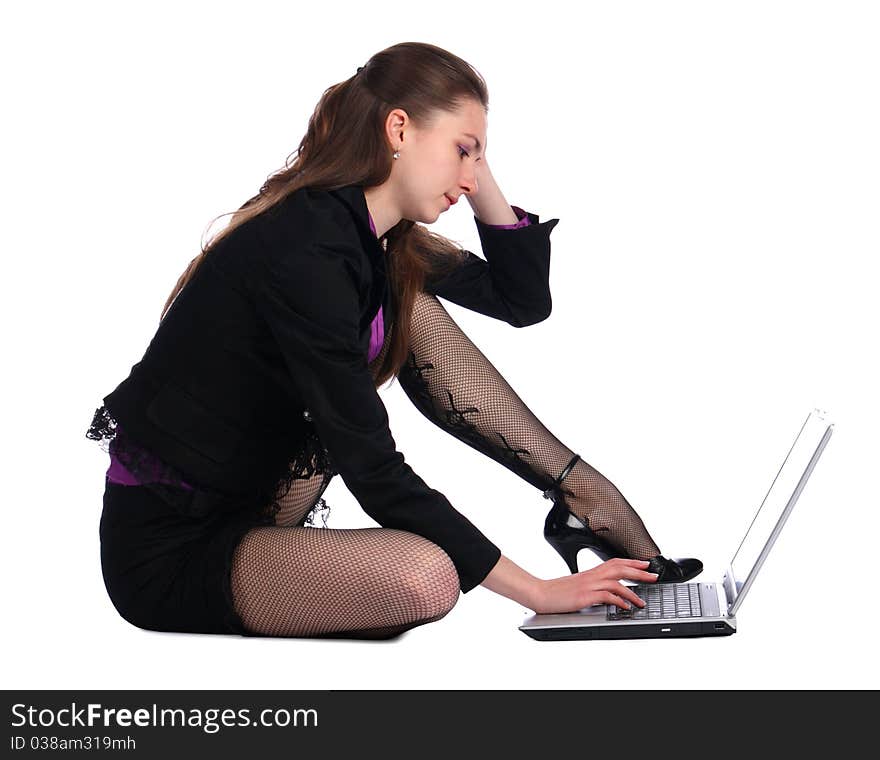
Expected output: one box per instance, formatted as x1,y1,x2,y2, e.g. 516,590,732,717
99,477,267,637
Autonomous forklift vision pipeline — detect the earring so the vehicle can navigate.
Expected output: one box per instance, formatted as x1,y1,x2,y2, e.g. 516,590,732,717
393,150,400,159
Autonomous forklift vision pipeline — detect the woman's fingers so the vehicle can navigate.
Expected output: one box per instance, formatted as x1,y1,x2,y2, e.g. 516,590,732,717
619,559,652,568
571,559,667,611
631,569,661,583
618,584,646,607
597,581,645,608
598,558,659,584
584,582,644,610
599,590,636,610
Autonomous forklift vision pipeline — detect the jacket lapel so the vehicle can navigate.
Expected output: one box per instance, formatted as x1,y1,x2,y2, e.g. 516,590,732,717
327,185,384,263
327,184,393,338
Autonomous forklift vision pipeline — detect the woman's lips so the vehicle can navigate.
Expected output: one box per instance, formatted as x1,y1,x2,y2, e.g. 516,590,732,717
444,194,457,206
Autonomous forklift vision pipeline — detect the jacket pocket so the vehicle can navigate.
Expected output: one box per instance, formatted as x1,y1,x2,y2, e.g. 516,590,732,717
145,382,241,464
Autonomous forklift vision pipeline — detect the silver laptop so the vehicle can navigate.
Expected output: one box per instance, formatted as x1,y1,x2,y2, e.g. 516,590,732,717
519,408,834,641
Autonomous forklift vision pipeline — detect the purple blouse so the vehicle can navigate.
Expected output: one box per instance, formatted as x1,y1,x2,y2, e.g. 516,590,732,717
106,204,531,487
366,211,385,363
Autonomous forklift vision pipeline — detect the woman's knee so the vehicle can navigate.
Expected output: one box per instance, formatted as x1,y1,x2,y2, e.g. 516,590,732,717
395,536,461,620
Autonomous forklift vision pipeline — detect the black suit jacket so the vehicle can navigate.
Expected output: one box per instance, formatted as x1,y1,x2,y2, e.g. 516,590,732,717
97,184,560,592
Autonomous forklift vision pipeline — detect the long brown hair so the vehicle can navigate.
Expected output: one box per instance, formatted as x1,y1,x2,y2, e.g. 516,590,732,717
161,41,489,388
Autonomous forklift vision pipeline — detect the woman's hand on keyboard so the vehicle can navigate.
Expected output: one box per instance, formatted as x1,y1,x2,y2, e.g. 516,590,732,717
532,558,659,614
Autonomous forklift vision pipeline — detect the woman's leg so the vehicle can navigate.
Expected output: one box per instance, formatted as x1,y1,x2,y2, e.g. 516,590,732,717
396,291,662,561
230,460,459,639
230,522,460,639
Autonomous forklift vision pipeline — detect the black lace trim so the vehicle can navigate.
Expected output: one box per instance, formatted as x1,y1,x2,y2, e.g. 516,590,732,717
85,404,339,524
270,419,339,527
86,405,195,491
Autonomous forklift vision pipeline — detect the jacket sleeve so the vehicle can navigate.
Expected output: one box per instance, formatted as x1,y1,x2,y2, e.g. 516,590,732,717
254,237,502,593
423,206,560,327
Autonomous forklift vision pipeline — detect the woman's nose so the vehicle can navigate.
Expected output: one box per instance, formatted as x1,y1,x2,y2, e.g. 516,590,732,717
459,173,478,196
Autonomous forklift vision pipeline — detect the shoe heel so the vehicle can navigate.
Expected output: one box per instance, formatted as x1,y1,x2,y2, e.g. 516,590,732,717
545,534,581,575
543,492,618,574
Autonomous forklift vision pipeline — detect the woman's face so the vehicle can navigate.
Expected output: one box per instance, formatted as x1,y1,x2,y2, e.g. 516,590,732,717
387,99,487,224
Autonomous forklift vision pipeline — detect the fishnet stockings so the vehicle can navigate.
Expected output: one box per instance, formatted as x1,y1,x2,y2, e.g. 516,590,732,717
397,291,661,561
230,524,460,639
229,288,661,639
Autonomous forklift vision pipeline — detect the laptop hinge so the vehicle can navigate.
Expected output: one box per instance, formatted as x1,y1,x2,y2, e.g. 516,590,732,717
722,565,738,614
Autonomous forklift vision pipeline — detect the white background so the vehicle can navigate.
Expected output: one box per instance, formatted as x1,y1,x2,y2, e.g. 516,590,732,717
4,0,878,689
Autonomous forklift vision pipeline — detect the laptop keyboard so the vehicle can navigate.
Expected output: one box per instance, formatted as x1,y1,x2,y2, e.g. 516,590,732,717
607,583,702,620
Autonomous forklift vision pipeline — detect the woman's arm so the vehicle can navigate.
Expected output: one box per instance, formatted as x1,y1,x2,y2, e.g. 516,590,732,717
479,554,544,610
422,154,559,327
465,159,520,225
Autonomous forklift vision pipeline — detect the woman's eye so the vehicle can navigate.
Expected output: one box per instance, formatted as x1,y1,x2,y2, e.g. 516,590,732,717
458,145,469,158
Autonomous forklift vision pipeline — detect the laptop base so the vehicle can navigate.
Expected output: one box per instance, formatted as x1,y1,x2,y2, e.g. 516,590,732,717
519,618,736,641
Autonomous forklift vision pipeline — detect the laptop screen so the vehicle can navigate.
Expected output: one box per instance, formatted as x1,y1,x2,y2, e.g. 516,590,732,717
727,409,833,613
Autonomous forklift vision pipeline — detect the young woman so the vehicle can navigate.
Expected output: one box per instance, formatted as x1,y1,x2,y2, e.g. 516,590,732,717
86,41,701,640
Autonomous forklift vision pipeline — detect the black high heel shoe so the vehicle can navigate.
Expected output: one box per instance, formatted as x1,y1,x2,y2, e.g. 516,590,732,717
542,454,703,584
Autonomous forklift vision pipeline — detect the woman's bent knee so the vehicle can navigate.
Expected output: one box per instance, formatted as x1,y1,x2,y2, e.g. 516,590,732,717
398,540,460,621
